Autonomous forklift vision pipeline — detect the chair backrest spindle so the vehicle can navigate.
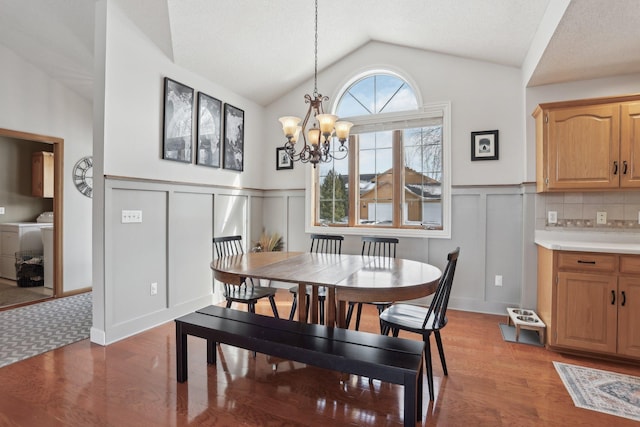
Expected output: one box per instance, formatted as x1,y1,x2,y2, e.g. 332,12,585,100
310,234,343,255
361,236,398,259
213,235,245,258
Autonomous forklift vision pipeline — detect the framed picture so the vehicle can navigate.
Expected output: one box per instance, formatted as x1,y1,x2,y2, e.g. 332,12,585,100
471,130,499,161
162,77,194,163
276,147,293,170
196,92,222,167
223,104,244,171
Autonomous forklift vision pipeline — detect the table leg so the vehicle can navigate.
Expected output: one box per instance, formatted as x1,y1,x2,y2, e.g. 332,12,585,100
310,285,319,324
326,288,336,327
297,283,308,324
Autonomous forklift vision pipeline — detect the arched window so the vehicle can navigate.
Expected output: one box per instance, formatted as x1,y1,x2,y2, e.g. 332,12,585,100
313,71,450,237
336,74,418,117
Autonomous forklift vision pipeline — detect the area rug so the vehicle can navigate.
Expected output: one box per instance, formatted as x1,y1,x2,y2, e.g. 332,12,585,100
0,292,92,368
498,323,543,347
554,361,640,422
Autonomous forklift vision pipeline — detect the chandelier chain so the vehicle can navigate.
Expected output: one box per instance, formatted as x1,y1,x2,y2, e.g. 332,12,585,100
313,0,318,97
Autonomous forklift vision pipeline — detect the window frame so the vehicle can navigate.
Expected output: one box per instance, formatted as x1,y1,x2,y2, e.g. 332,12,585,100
306,103,452,239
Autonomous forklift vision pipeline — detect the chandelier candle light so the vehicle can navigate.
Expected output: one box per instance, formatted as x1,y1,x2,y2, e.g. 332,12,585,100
278,0,352,167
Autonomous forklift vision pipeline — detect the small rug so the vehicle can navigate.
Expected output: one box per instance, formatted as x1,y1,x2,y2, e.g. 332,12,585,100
498,323,543,347
0,292,92,368
554,361,640,422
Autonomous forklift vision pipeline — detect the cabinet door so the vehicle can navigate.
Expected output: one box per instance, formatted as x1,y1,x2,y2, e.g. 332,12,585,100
32,151,54,198
620,102,640,188
556,272,617,353
618,277,640,358
547,104,620,190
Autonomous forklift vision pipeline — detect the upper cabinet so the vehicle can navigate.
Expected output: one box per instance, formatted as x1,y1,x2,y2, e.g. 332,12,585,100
32,151,54,198
533,94,640,192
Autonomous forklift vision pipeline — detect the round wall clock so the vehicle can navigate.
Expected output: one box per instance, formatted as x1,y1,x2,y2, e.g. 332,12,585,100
72,155,93,198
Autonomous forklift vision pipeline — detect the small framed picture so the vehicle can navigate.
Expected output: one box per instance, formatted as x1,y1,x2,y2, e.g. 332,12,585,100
276,147,293,170
471,130,499,161
196,92,222,168
162,77,194,163
223,104,244,171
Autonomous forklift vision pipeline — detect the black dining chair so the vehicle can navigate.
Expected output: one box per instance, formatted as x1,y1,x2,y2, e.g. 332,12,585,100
213,235,279,318
288,234,343,324
345,236,399,332
379,247,460,401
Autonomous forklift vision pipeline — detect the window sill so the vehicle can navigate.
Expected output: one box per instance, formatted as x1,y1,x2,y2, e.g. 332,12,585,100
306,224,450,239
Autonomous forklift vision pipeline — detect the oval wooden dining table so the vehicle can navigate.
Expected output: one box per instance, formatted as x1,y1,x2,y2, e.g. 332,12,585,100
210,251,442,328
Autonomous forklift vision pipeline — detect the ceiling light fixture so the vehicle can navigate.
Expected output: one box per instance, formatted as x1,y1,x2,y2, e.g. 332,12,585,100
278,0,352,167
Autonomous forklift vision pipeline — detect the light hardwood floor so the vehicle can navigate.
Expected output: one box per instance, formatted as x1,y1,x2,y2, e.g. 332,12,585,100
0,289,638,426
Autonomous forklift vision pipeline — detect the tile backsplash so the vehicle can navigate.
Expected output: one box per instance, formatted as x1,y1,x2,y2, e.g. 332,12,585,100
536,191,640,232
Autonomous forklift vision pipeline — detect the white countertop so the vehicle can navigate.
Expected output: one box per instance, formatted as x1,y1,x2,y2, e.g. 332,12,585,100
535,230,640,254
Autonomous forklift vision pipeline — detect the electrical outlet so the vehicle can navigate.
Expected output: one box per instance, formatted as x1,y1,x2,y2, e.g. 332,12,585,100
596,211,607,225
0,207,4,215
495,275,503,287
150,282,158,296
122,210,143,223
547,211,557,224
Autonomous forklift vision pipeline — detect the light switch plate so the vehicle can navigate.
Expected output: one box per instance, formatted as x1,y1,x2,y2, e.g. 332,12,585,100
121,210,143,223
547,211,557,224
0,207,4,215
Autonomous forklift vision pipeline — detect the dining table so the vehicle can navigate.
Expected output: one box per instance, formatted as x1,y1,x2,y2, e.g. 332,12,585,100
210,251,442,328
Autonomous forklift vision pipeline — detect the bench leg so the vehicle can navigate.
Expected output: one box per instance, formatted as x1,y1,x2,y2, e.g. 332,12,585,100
207,339,217,365
403,372,419,426
176,321,188,383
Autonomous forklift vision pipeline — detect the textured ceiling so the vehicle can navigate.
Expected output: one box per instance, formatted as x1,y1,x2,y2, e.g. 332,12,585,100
528,0,640,86
1,0,639,105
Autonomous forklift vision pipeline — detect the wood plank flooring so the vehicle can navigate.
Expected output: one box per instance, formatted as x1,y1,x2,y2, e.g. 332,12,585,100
0,290,638,426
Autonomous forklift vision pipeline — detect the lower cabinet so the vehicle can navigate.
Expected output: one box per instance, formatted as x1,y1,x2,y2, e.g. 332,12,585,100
0,223,46,280
537,247,640,360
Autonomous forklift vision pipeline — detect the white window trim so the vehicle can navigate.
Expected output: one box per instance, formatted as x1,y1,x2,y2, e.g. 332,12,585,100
305,101,452,239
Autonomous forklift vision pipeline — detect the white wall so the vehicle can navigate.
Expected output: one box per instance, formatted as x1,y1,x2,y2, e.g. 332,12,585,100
263,41,525,190
100,1,263,188
92,0,270,343
0,42,93,293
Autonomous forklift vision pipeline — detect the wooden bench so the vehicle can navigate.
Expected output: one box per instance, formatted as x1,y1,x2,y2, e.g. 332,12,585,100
175,305,425,426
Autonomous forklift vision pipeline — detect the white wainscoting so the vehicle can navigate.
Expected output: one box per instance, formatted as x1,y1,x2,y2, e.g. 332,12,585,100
95,177,534,344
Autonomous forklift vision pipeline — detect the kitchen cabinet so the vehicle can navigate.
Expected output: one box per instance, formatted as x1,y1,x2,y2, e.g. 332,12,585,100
0,223,47,280
32,151,54,198
537,247,640,360
533,94,640,192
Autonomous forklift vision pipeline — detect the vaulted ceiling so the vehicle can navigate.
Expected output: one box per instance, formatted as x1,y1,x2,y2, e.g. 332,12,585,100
1,0,639,106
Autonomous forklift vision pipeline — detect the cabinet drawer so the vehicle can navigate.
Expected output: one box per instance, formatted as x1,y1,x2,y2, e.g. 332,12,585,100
0,231,19,256
557,252,616,273
620,255,640,274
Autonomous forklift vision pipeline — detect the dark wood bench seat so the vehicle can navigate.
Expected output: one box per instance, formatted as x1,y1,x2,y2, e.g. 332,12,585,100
175,305,425,426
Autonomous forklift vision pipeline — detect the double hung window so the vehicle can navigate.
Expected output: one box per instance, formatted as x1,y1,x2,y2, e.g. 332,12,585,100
312,72,450,237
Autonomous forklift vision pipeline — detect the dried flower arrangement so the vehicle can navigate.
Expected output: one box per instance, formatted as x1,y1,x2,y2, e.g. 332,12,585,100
252,231,284,252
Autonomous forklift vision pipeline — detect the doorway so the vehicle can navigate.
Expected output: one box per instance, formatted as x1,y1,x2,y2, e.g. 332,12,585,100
0,128,63,310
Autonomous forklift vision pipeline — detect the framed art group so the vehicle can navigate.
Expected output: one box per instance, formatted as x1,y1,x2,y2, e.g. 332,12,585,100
162,77,244,171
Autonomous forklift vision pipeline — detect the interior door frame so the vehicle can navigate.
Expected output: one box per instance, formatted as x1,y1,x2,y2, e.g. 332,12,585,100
0,128,63,297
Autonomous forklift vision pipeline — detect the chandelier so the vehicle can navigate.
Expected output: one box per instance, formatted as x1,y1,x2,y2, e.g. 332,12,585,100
278,0,352,167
